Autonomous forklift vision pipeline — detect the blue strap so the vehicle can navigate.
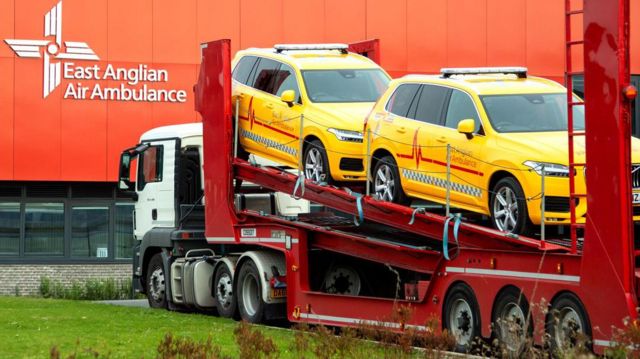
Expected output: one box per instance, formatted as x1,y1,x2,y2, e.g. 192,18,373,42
354,194,364,226
443,213,462,260
292,173,305,199
409,207,426,225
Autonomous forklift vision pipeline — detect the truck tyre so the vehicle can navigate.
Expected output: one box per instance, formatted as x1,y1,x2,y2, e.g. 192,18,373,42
492,287,532,357
444,282,481,353
146,253,167,309
373,155,409,205
236,260,266,323
304,140,331,184
213,264,237,319
546,292,591,354
490,177,532,235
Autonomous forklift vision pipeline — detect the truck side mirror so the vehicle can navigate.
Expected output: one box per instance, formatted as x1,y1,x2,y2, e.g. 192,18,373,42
118,152,135,191
280,90,296,107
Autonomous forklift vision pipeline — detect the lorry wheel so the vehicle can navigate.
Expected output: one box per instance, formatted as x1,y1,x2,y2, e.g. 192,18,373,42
490,177,531,235
213,264,237,319
546,292,591,353
322,265,361,295
304,140,331,184
236,260,265,323
146,253,167,309
373,156,409,205
444,282,481,353
492,287,532,357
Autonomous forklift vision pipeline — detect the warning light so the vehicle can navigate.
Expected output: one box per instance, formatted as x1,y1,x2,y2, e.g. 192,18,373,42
623,85,638,101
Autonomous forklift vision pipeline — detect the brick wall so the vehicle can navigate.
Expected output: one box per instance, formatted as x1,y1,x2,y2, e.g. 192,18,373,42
0,264,132,296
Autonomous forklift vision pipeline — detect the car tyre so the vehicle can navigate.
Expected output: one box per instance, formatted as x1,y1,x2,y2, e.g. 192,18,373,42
373,155,409,205
490,177,532,235
304,140,332,184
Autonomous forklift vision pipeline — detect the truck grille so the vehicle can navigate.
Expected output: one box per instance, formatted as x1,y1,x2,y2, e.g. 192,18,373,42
544,196,578,213
339,158,364,172
632,164,640,189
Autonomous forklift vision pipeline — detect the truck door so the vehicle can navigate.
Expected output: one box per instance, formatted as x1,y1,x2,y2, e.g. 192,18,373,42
134,139,177,239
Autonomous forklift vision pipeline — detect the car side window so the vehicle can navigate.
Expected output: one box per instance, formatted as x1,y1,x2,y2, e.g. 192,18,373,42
251,58,281,94
414,85,451,124
232,56,258,85
273,63,301,101
386,84,420,118
444,89,481,131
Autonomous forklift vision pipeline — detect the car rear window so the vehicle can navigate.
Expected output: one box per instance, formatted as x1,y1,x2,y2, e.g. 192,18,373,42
232,56,258,85
386,84,420,118
413,85,450,124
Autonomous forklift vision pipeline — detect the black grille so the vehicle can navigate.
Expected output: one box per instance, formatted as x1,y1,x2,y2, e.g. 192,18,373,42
544,196,578,213
634,206,640,216
339,158,364,172
632,164,640,189
26,183,68,198
0,185,22,197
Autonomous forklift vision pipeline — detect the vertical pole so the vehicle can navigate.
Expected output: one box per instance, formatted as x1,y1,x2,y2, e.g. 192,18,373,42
365,128,371,197
233,98,239,158
298,114,305,174
540,164,546,248
446,144,451,218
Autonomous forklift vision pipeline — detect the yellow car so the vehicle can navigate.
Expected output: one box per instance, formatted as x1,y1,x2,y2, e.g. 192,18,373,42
365,67,640,234
232,44,390,183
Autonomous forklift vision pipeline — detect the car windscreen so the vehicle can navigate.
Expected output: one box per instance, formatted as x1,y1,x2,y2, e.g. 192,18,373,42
480,93,585,133
301,69,390,103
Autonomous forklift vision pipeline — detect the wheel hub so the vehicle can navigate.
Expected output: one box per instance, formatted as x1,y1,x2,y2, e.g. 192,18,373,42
305,148,325,182
149,268,165,301
493,187,519,232
498,303,527,353
556,308,583,348
216,273,233,307
375,165,395,202
449,299,474,345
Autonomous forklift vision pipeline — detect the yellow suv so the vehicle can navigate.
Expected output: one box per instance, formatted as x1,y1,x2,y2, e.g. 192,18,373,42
365,67,640,234
232,44,390,183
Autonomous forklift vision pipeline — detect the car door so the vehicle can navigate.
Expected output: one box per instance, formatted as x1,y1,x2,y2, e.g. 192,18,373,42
134,139,177,239
269,62,303,165
374,83,422,175
403,84,451,200
432,88,487,209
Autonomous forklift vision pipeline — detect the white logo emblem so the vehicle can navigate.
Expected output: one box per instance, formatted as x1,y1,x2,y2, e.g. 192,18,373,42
4,1,99,98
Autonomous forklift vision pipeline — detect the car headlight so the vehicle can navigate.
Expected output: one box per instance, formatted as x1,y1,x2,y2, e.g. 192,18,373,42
523,161,570,177
327,128,363,143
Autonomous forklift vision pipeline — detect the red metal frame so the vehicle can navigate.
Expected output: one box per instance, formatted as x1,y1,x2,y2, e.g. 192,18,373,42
194,1,637,350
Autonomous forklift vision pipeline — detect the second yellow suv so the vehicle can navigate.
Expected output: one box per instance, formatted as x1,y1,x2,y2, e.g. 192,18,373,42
365,67,640,235
232,44,390,183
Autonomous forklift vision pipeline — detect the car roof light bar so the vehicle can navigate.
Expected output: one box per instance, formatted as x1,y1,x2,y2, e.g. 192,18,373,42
274,43,349,54
441,67,528,79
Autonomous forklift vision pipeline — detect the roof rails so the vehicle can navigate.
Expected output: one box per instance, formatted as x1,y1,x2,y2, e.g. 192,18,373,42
441,67,528,79
274,43,349,54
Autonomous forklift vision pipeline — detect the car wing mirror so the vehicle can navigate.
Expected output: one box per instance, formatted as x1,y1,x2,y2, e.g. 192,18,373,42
280,90,296,107
457,119,475,139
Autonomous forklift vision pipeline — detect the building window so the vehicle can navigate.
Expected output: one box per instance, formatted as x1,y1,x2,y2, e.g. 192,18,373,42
24,203,64,256
115,204,135,259
71,206,109,258
0,203,20,255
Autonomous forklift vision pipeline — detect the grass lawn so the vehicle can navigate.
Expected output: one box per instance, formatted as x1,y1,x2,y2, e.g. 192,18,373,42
0,296,296,358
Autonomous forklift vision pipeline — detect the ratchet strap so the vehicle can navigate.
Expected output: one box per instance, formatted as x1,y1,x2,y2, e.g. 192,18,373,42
292,173,305,199
409,207,426,225
443,213,462,260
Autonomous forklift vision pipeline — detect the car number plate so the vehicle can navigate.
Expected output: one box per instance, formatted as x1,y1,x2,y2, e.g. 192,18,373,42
633,193,640,204
271,288,286,298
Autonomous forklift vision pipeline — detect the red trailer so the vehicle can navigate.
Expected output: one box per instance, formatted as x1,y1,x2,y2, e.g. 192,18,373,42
120,0,637,355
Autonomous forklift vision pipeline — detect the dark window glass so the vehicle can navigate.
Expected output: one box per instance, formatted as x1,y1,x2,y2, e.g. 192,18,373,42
232,56,258,85
273,63,300,100
137,146,163,191
251,58,281,94
0,203,20,255
302,69,390,103
115,204,135,259
71,207,109,258
25,203,64,255
414,85,450,124
386,84,420,118
444,90,481,131
480,93,584,133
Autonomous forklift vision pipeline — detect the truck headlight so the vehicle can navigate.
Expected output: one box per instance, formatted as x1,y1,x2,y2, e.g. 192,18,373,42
523,161,570,177
327,128,363,143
